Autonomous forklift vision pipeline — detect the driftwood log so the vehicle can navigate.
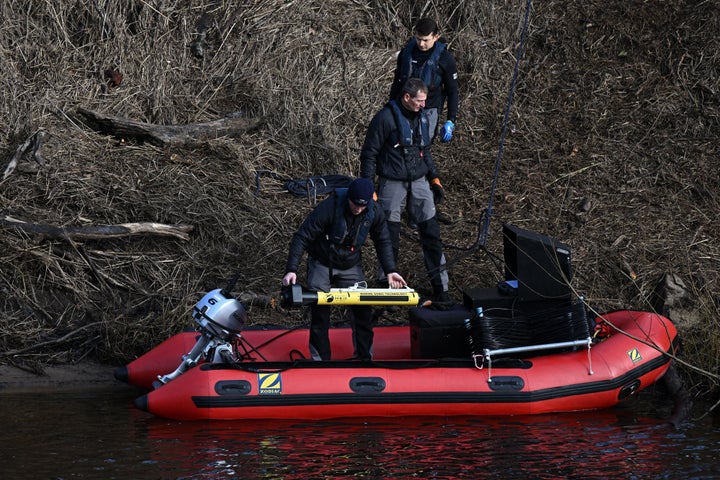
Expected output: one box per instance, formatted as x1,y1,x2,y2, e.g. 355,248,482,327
76,107,262,146
235,292,278,309
1,217,194,241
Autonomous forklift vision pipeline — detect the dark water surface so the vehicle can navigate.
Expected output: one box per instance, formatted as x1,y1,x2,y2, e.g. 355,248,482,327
1,385,718,480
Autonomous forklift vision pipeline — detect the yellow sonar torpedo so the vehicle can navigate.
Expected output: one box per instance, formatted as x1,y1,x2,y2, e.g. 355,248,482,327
281,284,419,307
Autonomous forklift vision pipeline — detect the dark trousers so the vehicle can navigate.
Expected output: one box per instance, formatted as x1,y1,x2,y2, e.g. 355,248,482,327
307,258,374,360
309,305,373,361
386,217,448,295
418,217,448,295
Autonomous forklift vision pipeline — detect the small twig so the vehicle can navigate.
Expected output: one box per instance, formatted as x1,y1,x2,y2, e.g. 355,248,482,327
545,162,602,187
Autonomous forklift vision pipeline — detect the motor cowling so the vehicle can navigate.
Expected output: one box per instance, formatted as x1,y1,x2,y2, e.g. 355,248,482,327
155,287,247,387
192,288,247,340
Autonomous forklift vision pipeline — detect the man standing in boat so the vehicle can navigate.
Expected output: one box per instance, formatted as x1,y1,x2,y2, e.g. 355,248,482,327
282,177,407,361
360,78,452,309
389,18,459,144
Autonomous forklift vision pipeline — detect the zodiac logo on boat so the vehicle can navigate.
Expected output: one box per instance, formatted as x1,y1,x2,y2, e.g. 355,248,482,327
258,372,283,395
627,348,642,364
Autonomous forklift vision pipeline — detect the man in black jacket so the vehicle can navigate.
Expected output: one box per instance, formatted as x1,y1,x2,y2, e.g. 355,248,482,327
282,178,407,361
389,18,459,143
360,78,451,308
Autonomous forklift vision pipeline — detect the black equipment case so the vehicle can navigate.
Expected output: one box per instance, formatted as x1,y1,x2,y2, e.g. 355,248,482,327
408,305,473,359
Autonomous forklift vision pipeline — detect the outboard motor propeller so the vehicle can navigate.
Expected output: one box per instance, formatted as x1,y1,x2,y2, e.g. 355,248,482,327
155,277,248,387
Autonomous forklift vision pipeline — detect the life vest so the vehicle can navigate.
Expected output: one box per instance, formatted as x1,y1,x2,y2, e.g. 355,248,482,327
389,100,430,148
329,188,374,252
398,39,446,90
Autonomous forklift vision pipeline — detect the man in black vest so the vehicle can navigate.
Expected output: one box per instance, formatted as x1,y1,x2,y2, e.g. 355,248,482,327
389,18,459,143
282,178,407,361
360,78,452,308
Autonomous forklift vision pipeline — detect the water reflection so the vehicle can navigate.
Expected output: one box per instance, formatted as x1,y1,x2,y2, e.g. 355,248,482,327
1,387,718,479
140,405,717,479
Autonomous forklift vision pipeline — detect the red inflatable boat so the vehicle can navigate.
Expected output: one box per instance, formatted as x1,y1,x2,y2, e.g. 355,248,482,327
118,306,678,421
116,225,679,420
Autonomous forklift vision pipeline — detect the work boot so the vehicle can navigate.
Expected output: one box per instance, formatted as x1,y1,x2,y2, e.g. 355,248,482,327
436,209,453,225
430,291,454,311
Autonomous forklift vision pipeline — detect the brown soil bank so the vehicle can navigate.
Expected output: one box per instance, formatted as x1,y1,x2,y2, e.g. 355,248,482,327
0,362,126,394
0,1,718,398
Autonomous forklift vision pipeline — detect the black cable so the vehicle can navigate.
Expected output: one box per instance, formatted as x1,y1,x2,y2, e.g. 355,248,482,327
479,0,534,250
413,0,535,282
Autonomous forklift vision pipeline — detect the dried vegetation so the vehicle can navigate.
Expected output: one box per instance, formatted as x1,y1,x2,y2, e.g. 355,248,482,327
1,1,718,396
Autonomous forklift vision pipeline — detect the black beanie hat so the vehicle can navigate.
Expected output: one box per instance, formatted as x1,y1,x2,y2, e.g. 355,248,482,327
347,178,374,206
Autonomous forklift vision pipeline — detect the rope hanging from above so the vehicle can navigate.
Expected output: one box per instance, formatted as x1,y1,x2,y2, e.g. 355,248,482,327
434,0,534,278
478,0,534,250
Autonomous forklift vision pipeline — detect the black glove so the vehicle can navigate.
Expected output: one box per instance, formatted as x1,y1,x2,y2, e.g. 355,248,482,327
430,179,445,204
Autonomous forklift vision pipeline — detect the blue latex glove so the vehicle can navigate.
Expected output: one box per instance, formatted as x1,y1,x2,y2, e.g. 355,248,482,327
440,120,455,143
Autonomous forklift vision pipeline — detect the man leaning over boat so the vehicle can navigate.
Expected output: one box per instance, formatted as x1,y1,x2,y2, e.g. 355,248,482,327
282,177,407,361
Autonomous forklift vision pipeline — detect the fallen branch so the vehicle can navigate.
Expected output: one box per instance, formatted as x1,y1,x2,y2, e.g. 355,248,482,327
236,291,278,309
76,107,263,146
1,217,194,241
3,129,49,180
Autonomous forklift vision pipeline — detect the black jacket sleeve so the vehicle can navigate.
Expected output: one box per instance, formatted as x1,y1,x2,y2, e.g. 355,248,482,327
440,49,459,123
359,109,391,179
388,43,408,101
423,144,439,180
284,199,333,274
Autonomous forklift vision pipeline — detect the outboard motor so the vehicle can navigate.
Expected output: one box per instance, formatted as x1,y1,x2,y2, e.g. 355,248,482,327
155,277,247,387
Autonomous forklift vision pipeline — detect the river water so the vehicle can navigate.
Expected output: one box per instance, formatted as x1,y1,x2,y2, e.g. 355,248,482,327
0,384,718,479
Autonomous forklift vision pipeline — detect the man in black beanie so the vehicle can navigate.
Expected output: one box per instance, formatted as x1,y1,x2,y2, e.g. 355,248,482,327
282,178,407,361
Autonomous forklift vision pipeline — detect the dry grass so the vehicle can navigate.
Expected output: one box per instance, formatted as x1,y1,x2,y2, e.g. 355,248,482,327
1,0,718,394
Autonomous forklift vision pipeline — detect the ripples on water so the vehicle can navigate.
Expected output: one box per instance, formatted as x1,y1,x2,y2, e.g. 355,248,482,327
0,386,718,479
